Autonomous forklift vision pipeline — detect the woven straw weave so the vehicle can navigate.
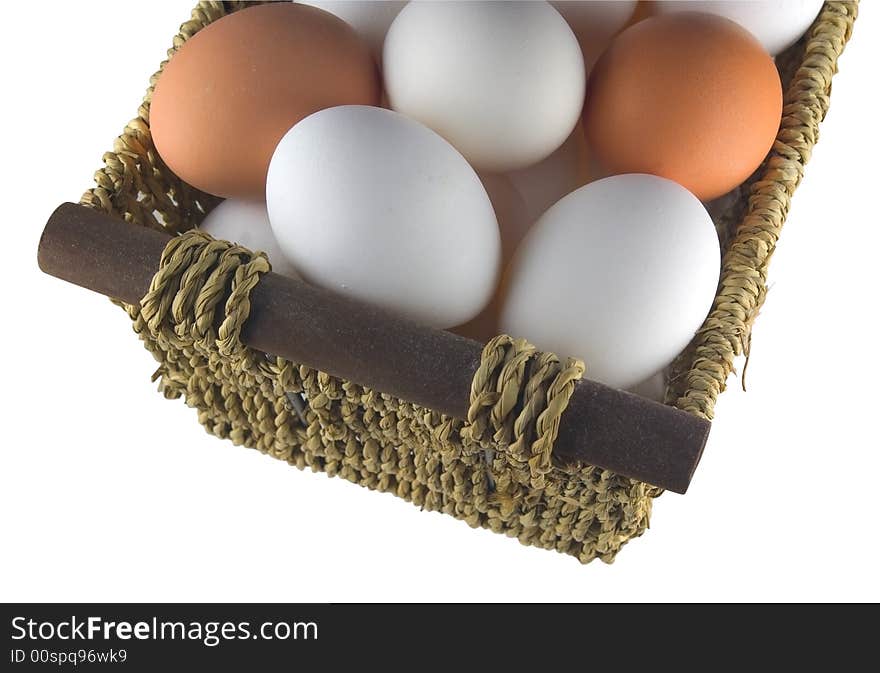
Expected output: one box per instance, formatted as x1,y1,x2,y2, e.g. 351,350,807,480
78,1,857,563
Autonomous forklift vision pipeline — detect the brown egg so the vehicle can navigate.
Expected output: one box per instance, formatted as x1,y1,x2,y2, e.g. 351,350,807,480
150,3,380,200
583,12,782,201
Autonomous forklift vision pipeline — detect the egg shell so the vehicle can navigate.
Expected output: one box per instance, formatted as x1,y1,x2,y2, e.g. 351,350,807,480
506,122,593,224
653,0,824,56
383,0,585,172
199,200,300,279
298,1,406,63
551,0,637,68
266,105,501,329
583,12,782,201
499,174,720,390
150,3,380,200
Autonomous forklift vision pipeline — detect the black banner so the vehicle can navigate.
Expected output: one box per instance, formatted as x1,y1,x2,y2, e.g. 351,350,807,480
2,603,873,668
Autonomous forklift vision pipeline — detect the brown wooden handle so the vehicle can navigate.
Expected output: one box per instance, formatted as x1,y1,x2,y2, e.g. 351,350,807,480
37,202,710,493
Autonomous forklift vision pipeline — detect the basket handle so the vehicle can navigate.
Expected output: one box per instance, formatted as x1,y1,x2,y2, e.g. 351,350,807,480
37,202,710,493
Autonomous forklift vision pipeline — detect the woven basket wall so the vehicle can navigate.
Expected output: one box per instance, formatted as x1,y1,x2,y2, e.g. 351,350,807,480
78,1,858,563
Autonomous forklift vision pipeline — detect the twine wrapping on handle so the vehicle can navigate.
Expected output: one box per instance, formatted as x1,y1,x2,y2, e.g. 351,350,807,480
464,335,585,490
139,230,270,357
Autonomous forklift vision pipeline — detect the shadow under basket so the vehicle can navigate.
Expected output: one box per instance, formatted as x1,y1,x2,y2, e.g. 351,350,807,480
46,1,857,563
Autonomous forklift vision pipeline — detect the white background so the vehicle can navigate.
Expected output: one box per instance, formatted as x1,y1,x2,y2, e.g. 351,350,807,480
1,1,877,603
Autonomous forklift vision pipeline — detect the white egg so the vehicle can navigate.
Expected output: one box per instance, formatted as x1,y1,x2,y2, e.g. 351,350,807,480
653,0,824,56
266,105,500,329
551,0,637,68
383,0,585,172
506,123,593,224
499,174,720,389
199,199,300,278
298,1,406,62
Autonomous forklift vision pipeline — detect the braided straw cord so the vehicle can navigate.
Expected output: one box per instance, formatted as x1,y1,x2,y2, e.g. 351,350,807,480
464,335,585,492
76,1,857,563
140,231,270,354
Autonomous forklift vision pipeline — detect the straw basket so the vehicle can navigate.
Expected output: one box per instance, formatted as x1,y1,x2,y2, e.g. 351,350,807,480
68,1,858,563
